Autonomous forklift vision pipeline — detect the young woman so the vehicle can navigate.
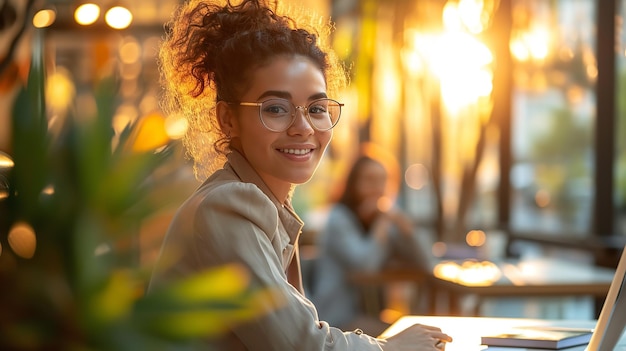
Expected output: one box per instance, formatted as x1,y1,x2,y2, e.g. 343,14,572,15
148,0,451,350
311,151,430,335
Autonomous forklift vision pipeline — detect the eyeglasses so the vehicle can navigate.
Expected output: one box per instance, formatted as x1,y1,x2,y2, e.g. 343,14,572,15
232,98,343,132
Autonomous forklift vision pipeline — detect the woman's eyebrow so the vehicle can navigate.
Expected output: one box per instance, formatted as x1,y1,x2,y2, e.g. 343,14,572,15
309,92,328,100
257,91,291,100
256,91,329,101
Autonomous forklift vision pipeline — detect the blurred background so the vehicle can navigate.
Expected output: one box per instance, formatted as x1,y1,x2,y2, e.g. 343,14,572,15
1,0,626,342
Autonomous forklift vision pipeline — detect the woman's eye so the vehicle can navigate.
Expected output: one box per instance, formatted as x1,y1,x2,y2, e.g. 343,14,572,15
309,105,327,114
264,105,289,115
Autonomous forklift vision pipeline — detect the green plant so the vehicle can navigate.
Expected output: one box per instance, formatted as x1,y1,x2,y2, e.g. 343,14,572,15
0,18,281,351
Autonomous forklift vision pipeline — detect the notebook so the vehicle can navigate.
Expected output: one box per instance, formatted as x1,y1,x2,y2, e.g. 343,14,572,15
481,326,593,349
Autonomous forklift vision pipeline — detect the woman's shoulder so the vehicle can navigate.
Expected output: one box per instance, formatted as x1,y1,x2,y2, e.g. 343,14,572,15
197,179,275,210
182,179,280,239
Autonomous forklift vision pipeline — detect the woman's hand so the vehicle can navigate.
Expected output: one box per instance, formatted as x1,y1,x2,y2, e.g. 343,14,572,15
383,207,415,236
379,323,453,351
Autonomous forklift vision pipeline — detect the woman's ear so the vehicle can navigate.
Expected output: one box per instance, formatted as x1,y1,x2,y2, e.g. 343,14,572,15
216,101,237,137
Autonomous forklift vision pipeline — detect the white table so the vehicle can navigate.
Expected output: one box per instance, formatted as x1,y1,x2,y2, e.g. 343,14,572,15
380,315,626,350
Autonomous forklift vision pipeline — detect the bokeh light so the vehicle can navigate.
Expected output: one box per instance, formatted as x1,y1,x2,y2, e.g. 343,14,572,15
535,189,551,208
466,229,486,247
165,114,188,140
433,260,501,286
432,241,448,257
8,222,37,259
105,6,132,29
33,9,56,28
74,3,100,26
405,163,429,190
46,67,76,113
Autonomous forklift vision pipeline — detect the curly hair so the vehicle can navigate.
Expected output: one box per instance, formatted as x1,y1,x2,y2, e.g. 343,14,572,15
158,0,347,180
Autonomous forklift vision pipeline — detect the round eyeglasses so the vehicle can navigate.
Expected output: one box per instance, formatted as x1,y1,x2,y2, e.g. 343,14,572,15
232,98,343,132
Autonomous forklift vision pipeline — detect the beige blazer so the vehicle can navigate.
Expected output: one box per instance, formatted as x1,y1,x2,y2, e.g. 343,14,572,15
148,150,384,350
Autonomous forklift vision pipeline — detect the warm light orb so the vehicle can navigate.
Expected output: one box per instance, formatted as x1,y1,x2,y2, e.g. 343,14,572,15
112,104,138,146
432,241,448,257
457,260,501,286
119,39,141,64
434,260,501,286
8,222,37,259
165,114,188,140
510,39,530,61
405,163,429,190
74,3,100,25
105,6,133,30
510,27,550,62
535,189,551,208
466,229,486,247
42,185,55,196
33,9,56,28
0,151,14,168
526,28,550,61
434,261,460,280
46,68,76,113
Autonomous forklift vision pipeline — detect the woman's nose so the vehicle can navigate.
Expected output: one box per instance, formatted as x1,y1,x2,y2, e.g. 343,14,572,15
288,107,315,134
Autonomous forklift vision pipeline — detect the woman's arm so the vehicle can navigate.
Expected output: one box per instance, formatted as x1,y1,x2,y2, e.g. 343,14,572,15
193,184,386,351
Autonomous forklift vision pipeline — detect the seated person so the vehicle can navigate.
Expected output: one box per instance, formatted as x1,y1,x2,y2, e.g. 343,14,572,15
310,147,428,335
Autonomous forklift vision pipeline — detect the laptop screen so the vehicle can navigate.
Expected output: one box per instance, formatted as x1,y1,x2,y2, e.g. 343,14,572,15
587,245,626,350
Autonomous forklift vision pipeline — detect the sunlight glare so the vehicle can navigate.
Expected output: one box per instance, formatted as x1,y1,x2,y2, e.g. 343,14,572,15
429,32,493,111
511,27,550,62
165,114,188,140
458,0,486,34
442,2,463,32
526,28,550,60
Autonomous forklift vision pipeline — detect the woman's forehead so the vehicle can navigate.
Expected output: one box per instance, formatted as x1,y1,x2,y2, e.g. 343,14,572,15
244,56,326,100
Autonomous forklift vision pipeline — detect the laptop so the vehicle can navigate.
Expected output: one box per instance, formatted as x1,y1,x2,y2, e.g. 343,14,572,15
585,244,626,350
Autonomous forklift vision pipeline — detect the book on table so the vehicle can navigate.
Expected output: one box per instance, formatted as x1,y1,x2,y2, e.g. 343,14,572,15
480,326,593,349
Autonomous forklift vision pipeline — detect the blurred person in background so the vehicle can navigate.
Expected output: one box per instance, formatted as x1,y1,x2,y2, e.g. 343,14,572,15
148,0,450,349
310,145,430,336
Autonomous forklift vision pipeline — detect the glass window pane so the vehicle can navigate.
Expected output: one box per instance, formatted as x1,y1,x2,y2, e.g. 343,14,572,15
510,0,596,236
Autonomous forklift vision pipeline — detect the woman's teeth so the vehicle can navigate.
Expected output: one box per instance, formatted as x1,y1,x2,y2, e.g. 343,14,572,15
280,149,312,155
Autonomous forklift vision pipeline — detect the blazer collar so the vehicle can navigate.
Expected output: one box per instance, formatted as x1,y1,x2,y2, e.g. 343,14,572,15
225,150,304,237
